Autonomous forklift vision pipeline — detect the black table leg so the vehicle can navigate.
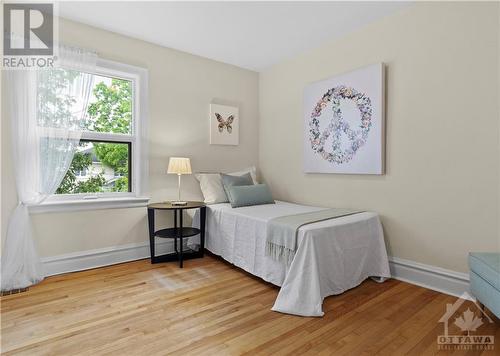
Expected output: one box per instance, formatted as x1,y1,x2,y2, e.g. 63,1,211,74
147,208,155,263
200,206,206,257
174,209,178,253
179,209,183,268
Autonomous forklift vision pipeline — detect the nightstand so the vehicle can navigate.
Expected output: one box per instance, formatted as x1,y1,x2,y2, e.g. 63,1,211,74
147,201,206,268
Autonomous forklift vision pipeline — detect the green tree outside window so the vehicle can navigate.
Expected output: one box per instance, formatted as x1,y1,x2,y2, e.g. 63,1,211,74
56,77,132,194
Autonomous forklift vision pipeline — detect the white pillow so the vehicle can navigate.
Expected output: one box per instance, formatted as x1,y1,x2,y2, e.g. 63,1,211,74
194,173,227,204
195,167,258,204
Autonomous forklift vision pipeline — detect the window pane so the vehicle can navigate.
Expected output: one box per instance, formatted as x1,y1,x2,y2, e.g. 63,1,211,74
37,72,133,134
85,75,133,134
37,68,92,130
56,141,130,194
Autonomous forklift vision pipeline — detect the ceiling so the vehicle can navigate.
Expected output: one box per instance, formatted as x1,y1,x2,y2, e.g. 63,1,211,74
59,1,411,72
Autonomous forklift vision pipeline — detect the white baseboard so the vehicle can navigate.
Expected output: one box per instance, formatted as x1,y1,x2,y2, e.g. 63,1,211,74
388,256,470,298
41,240,178,277
42,245,471,299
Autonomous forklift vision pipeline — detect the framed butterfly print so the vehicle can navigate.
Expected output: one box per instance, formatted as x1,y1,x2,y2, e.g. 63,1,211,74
209,104,239,145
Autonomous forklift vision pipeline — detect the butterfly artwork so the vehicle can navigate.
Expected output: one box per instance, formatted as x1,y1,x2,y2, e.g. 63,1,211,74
215,113,234,133
210,104,239,145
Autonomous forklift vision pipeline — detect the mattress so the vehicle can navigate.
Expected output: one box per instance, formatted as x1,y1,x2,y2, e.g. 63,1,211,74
189,200,391,316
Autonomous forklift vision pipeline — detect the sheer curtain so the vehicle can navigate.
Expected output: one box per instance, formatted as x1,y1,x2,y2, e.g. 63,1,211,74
1,46,97,291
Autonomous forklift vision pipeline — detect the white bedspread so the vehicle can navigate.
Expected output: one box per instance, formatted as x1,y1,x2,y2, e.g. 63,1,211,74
189,201,391,316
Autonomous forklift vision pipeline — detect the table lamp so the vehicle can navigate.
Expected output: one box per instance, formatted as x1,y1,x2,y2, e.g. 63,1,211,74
167,157,192,206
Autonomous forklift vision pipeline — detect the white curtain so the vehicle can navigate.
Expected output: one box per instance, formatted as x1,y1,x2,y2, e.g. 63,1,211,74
1,46,97,291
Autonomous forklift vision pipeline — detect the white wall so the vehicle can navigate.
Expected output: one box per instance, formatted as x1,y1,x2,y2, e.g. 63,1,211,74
498,1,500,254
259,2,500,273
1,18,259,257
0,4,3,256
1,2,499,275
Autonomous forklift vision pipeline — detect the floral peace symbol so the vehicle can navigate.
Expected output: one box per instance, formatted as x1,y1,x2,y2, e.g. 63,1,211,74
309,85,373,164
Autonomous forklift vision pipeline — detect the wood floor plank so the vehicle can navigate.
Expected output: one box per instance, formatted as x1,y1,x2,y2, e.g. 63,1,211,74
1,255,498,355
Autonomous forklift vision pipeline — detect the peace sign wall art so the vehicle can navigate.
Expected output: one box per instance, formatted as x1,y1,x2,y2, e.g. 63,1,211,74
209,104,239,145
304,63,385,174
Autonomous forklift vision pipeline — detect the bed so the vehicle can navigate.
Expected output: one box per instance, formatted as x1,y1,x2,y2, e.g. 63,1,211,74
189,200,391,317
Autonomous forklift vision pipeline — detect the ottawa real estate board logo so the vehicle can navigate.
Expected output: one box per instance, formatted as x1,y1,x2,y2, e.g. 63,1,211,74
3,2,57,69
437,292,495,351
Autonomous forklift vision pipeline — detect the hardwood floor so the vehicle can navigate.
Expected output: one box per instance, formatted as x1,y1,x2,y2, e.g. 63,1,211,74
1,255,499,355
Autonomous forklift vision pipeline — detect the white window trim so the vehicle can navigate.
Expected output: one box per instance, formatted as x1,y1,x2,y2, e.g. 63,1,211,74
30,196,150,214
30,58,150,213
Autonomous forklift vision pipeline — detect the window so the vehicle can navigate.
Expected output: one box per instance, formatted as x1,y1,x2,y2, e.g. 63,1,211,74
58,140,131,194
36,59,149,212
55,74,133,195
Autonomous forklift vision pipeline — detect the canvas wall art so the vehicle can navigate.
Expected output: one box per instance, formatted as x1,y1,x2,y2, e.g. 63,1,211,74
303,63,385,174
209,104,239,145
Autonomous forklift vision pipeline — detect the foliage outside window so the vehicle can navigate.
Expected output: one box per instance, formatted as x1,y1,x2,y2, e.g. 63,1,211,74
47,75,134,194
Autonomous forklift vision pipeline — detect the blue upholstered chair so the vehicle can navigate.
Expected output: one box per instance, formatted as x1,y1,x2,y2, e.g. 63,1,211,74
469,252,500,318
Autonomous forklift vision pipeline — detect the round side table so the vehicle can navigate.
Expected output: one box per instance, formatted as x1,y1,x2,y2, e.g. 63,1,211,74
147,201,206,268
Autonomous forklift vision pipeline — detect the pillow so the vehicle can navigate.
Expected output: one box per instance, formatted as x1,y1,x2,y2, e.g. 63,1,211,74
221,172,254,201
227,184,275,208
228,166,258,184
194,173,227,204
195,167,258,204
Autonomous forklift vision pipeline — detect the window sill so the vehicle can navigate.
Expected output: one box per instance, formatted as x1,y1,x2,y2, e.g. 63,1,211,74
29,196,150,214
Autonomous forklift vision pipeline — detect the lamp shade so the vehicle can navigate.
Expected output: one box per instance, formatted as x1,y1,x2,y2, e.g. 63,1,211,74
167,157,192,175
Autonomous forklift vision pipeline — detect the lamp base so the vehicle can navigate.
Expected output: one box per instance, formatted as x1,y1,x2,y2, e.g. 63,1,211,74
171,201,188,206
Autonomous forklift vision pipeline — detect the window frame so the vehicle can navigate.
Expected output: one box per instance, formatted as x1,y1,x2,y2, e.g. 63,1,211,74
32,58,149,213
